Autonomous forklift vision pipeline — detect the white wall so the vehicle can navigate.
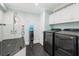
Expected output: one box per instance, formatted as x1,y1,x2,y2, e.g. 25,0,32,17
16,12,40,45
39,9,50,45
0,9,40,45
3,11,14,24
51,21,79,29
39,10,45,45
0,9,50,46
0,10,4,41
2,11,23,40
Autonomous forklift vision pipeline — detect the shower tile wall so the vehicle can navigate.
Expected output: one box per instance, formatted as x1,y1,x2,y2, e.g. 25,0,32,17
3,24,22,40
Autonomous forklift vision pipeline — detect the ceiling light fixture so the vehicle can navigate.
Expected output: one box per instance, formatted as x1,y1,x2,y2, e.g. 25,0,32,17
35,3,39,6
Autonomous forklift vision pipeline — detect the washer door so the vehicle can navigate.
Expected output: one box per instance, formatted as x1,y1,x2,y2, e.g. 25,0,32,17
44,32,53,56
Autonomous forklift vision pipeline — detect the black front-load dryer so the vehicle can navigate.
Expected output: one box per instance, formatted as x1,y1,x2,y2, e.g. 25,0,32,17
43,29,61,56
55,29,79,56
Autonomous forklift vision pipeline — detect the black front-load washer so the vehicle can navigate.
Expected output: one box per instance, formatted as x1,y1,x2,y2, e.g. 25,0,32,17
43,29,61,56
55,29,79,56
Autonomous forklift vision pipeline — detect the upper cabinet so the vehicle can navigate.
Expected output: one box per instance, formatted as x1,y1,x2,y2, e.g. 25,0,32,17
0,10,4,24
49,13,56,24
49,4,79,24
72,4,79,20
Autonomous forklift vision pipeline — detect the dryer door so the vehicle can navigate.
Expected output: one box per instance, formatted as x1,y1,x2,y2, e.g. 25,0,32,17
55,33,77,56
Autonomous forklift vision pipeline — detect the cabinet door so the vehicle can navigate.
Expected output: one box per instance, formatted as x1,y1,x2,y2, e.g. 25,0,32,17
54,10,65,24
58,4,75,23
49,12,64,24
72,4,79,21
49,5,72,24
49,4,79,24
63,4,79,22
49,13,56,24
0,10,4,24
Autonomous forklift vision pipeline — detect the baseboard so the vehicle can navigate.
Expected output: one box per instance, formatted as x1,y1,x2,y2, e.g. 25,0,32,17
25,42,29,45
34,40,40,44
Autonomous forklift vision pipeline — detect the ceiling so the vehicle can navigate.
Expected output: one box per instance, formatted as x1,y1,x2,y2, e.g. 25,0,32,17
5,3,70,14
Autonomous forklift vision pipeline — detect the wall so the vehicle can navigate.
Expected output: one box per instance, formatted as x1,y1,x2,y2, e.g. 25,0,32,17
0,8,4,41
2,11,23,40
50,21,79,30
0,9,50,45
39,9,51,45
0,9,41,45
17,12,40,45
39,10,45,45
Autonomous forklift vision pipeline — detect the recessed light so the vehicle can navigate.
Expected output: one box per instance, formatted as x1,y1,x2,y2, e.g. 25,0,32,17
35,3,39,6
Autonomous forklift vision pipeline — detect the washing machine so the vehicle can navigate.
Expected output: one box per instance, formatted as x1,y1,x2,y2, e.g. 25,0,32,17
43,29,61,56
